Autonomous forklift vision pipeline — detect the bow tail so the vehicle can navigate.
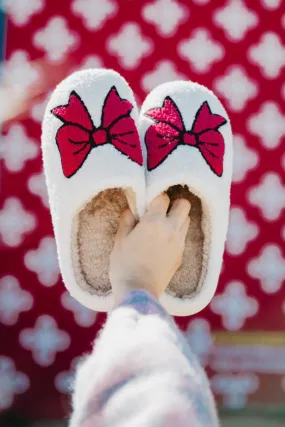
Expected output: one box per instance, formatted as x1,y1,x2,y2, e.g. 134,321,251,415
109,116,143,165
56,125,92,178
198,130,225,177
145,124,180,170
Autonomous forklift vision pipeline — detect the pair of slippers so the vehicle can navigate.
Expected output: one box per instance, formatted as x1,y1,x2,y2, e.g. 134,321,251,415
42,69,233,317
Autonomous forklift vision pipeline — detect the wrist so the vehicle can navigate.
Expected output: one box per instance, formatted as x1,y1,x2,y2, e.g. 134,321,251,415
112,279,159,303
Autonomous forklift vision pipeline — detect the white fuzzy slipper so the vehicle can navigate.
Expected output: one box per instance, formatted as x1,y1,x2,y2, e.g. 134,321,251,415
42,69,145,311
139,81,233,316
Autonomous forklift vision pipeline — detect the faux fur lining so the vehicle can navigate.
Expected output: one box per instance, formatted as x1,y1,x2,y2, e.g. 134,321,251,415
71,189,129,297
71,185,210,302
166,185,210,299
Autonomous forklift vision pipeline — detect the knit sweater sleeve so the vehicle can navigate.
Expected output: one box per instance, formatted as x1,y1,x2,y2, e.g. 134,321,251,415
69,290,219,427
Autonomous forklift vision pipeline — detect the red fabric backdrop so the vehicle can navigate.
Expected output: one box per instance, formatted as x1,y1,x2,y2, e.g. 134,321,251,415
0,0,285,419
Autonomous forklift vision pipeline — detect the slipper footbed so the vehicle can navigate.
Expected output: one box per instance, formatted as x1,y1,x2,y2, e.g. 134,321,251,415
166,185,208,299
71,188,129,297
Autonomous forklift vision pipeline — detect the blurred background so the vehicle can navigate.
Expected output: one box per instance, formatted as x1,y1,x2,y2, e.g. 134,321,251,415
0,0,284,426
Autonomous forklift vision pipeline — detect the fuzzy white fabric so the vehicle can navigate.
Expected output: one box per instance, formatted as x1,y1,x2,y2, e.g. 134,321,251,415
69,290,218,427
42,69,146,311
139,81,233,316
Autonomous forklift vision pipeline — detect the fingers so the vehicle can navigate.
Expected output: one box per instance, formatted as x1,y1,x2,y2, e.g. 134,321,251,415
147,193,170,216
116,209,136,240
168,198,191,229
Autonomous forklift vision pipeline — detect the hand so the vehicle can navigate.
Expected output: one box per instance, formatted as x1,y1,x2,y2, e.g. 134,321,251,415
109,194,191,301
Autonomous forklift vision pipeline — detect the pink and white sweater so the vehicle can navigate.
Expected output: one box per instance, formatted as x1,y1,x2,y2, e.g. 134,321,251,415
69,290,219,427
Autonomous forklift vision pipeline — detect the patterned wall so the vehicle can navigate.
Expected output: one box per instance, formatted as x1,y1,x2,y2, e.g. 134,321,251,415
0,0,285,419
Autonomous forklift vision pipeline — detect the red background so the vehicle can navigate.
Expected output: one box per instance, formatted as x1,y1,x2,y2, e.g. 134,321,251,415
0,0,285,419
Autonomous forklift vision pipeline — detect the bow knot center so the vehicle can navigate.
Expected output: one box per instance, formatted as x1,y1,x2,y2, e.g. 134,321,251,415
183,132,196,146
92,128,108,146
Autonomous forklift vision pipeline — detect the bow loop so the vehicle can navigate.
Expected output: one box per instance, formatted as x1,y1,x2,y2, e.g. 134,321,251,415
146,96,184,131
192,102,227,134
52,92,93,131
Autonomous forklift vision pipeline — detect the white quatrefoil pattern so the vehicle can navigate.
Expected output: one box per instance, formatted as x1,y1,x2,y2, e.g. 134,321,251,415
1,0,284,414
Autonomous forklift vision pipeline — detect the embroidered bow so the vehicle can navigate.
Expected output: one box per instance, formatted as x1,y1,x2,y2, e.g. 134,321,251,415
52,86,143,178
145,97,227,176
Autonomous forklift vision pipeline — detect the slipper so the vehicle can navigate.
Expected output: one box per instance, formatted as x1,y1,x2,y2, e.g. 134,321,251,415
42,69,145,311
139,81,233,316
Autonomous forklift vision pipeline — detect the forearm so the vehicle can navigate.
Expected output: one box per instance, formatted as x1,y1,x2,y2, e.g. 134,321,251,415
69,290,219,427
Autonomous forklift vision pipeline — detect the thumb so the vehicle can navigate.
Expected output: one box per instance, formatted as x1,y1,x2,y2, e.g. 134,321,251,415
115,209,136,241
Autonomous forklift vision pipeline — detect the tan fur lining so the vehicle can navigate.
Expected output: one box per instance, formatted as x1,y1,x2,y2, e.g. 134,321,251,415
71,185,208,300
166,185,208,299
72,189,128,296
